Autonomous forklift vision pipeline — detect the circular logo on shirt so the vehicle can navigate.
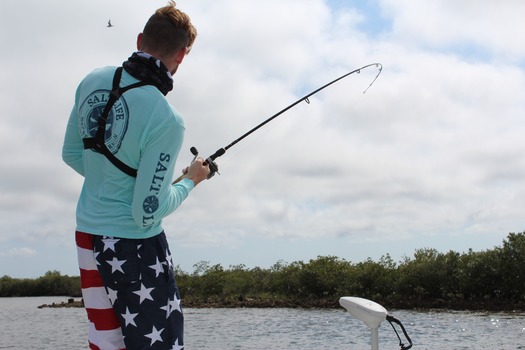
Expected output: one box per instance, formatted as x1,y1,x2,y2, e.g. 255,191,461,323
79,89,130,154
143,195,160,214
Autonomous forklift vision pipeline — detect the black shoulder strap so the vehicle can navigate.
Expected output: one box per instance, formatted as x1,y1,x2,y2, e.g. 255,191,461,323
83,67,148,177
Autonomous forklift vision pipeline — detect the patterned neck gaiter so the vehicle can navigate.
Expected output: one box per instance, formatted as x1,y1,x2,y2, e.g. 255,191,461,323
122,51,173,96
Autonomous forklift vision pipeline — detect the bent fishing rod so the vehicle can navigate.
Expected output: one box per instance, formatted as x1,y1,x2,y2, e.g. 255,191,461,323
177,62,382,182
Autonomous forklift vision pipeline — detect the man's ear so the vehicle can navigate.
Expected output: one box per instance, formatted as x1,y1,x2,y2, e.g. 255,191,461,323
174,47,187,64
136,33,143,50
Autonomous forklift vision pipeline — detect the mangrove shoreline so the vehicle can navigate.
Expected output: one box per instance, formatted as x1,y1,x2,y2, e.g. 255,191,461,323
4,231,525,313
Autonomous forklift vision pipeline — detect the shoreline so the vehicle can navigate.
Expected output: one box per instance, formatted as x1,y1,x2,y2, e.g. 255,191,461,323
37,297,525,313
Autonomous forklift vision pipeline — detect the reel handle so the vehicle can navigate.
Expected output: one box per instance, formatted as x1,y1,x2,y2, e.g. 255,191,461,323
172,147,219,184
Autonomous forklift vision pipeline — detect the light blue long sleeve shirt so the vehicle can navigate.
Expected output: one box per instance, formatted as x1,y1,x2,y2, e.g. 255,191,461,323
62,66,194,239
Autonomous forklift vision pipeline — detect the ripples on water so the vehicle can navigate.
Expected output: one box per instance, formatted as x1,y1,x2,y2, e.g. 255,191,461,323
0,297,87,349
0,297,524,349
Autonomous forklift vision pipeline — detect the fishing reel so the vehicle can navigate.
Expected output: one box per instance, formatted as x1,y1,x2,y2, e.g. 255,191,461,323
189,146,219,179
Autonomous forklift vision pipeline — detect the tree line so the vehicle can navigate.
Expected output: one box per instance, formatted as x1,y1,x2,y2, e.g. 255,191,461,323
1,232,524,311
0,270,81,298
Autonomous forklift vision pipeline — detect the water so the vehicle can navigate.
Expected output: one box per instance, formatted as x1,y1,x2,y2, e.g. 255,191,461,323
1,297,524,349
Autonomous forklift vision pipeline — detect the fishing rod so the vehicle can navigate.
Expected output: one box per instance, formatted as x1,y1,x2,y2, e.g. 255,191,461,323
178,62,383,181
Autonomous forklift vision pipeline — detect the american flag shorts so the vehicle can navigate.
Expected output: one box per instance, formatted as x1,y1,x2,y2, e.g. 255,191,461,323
76,231,184,350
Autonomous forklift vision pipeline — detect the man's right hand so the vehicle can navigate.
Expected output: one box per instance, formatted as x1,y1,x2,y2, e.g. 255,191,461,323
184,157,210,186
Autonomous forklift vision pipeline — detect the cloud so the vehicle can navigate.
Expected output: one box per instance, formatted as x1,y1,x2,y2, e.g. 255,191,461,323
0,247,37,258
381,0,525,61
0,0,524,276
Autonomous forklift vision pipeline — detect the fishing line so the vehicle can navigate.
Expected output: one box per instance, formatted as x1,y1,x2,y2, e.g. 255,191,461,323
186,63,383,180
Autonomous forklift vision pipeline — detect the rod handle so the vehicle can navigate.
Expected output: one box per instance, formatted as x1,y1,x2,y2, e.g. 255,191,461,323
172,147,220,184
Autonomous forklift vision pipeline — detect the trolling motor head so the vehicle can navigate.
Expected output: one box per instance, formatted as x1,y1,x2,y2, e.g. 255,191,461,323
339,296,387,329
340,296,413,350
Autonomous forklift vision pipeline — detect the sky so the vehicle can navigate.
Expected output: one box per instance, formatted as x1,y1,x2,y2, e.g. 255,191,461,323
1,0,524,278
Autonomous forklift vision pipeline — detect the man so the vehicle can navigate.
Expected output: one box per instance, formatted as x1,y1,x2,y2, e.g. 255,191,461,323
62,2,209,349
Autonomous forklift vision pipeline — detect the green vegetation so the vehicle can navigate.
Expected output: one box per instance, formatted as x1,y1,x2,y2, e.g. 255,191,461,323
0,270,81,298
2,232,525,311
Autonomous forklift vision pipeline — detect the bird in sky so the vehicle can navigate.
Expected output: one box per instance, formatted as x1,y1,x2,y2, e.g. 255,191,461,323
107,19,113,28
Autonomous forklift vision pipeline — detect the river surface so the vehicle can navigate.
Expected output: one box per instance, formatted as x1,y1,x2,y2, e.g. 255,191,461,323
0,297,524,349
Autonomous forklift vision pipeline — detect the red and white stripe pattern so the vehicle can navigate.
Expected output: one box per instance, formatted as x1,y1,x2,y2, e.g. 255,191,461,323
76,231,126,350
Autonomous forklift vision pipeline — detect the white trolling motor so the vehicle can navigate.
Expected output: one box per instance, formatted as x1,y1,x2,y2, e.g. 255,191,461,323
339,297,413,350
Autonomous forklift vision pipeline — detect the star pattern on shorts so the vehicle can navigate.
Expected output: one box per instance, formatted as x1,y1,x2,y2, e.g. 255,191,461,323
170,338,184,350
92,235,183,348
122,306,139,327
133,282,155,303
149,257,165,277
102,237,119,252
165,248,174,269
93,251,101,266
107,286,118,305
107,256,126,273
160,295,181,319
145,325,164,346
